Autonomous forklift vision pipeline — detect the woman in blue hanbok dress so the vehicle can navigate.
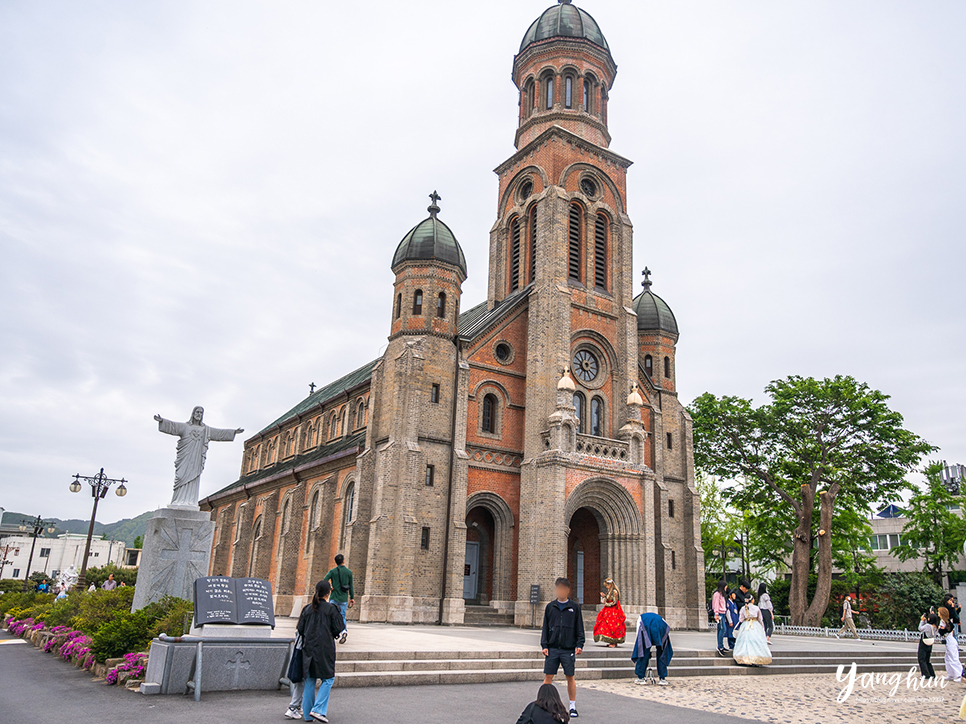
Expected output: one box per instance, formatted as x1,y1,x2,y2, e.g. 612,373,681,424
732,594,772,666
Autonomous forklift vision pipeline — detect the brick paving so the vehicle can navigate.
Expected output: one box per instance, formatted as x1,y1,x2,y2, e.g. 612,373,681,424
584,672,966,724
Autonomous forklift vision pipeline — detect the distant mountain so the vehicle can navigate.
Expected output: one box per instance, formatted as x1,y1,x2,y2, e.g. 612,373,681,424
0,510,152,547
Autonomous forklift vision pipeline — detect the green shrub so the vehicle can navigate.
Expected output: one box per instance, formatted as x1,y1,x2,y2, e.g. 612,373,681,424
151,596,194,637
0,579,26,594
83,564,137,588
90,609,156,662
0,591,38,617
71,586,136,636
43,594,84,628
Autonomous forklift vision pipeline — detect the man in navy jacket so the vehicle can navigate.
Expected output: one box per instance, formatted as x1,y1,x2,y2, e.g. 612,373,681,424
540,577,585,718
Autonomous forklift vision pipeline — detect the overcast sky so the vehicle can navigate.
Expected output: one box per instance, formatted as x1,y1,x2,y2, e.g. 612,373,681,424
1,1,963,523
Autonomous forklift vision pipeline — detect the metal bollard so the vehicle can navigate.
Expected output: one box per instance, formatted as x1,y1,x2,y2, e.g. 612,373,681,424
193,641,203,702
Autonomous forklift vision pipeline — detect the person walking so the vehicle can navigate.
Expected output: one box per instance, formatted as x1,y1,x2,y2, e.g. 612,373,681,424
711,580,729,656
918,612,939,680
297,580,345,723
938,606,963,682
942,594,962,637
632,612,673,685
540,577,584,719
725,590,740,650
101,574,117,591
36,579,49,593
284,630,306,720
322,554,354,644
515,683,570,724
757,582,774,643
593,578,626,647
834,595,861,640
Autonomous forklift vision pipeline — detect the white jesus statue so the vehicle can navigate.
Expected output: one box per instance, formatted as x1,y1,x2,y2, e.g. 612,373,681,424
154,406,244,508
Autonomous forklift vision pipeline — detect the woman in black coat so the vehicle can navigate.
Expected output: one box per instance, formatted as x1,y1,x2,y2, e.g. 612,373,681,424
297,580,345,723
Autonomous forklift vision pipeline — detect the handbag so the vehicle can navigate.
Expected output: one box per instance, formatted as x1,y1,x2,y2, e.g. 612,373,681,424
287,632,304,683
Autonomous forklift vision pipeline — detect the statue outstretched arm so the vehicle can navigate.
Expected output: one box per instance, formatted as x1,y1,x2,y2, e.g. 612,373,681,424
208,425,242,442
155,415,183,436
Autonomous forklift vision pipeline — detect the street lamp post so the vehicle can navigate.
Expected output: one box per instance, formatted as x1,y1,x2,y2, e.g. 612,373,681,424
18,516,56,591
70,469,128,591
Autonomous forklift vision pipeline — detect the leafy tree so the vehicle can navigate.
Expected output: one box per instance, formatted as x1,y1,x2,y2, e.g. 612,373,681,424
893,462,966,586
831,507,882,597
696,474,741,579
84,563,137,588
132,535,143,549
689,375,932,626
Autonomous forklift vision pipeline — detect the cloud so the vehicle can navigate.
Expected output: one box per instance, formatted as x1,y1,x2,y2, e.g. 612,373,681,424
1,0,963,520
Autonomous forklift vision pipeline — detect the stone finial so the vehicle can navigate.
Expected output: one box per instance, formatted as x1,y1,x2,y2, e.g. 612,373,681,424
626,381,644,407
641,267,652,291
557,365,576,392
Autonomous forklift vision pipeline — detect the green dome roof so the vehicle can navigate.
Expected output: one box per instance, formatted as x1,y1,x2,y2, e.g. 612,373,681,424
520,1,610,54
391,194,467,276
632,269,679,336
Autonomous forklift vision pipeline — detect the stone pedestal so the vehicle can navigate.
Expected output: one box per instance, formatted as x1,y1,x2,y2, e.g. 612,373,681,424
132,507,214,612
189,623,273,639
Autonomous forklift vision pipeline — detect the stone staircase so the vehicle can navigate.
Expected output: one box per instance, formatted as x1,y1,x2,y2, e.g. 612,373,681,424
461,605,515,627
333,647,933,688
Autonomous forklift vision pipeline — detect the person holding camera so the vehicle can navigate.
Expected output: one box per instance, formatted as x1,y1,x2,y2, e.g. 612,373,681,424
322,554,354,644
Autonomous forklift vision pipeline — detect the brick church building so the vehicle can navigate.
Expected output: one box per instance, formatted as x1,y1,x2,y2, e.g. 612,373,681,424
201,0,706,629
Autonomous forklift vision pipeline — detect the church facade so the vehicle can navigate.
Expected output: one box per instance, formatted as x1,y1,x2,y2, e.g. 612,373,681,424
200,0,706,629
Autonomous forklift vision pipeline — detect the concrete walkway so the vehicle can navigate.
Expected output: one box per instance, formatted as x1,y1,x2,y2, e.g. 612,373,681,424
271,616,927,657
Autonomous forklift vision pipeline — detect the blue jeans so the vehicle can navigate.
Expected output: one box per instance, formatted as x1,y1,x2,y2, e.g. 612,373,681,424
302,677,335,720
634,646,668,680
716,617,727,650
336,601,348,632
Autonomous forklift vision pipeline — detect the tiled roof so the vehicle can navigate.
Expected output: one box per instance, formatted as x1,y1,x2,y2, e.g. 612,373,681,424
207,431,367,499
256,360,379,436
458,287,531,343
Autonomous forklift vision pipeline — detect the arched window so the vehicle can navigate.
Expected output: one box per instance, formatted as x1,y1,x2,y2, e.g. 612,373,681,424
395,293,402,320
594,214,608,290
355,400,365,429
544,73,555,110
413,289,423,315
582,79,591,113
329,413,338,439
248,516,262,577
340,482,356,548
528,206,537,284
644,354,653,378
509,216,521,292
573,392,586,433
591,396,604,437
282,499,291,534
310,490,320,530
568,203,582,282
312,424,319,446
524,78,535,117
437,292,446,318
482,393,497,434
565,75,573,108
664,356,671,378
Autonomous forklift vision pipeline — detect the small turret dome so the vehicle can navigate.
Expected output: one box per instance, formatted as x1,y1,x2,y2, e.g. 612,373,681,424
519,1,610,55
391,192,467,277
632,268,679,336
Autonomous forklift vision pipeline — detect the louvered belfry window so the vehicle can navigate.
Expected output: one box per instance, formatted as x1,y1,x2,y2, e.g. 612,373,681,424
568,203,582,282
509,217,521,292
594,214,607,290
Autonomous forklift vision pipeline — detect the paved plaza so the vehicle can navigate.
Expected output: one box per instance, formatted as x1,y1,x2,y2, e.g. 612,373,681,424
6,621,962,723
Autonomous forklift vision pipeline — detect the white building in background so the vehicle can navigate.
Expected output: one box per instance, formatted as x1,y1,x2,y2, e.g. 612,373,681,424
0,533,125,581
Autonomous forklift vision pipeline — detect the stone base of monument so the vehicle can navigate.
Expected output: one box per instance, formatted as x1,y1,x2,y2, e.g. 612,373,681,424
141,635,293,697
132,507,215,612
189,623,273,639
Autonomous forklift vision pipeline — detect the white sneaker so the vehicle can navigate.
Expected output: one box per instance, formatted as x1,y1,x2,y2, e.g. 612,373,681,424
635,678,648,685
284,707,302,720
658,679,669,686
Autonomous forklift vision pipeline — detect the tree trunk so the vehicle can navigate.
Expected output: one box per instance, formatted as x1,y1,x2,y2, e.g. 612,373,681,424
804,490,835,626
789,485,814,625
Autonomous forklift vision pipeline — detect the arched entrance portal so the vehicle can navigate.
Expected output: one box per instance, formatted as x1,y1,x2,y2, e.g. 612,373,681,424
465,492,515,606
565,478,646,611
567,508,601,606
